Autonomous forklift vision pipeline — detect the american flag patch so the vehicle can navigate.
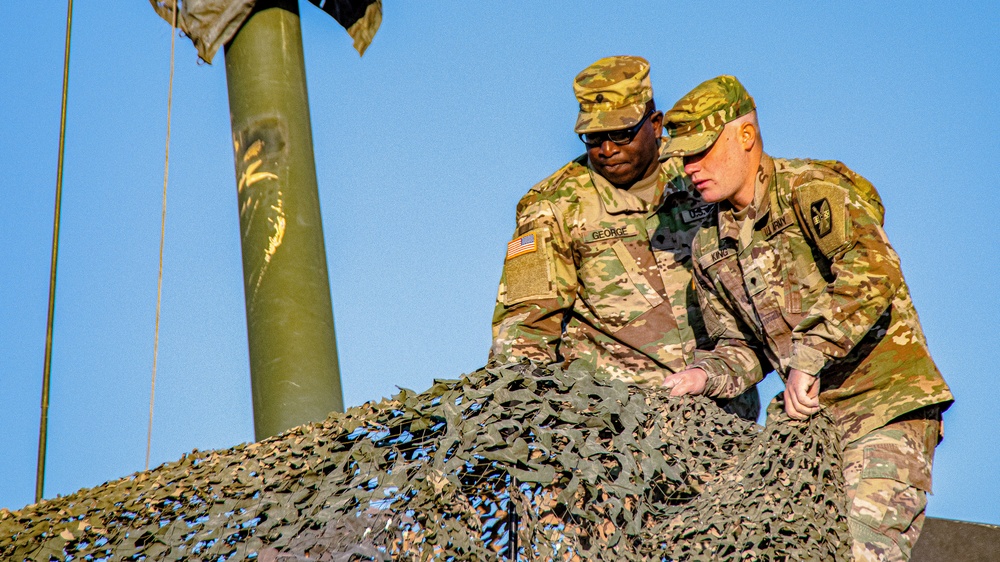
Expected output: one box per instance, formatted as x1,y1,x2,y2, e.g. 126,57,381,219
506,232,537,260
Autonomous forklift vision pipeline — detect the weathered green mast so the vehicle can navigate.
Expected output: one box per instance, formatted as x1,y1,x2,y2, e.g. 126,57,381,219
224,0,343,439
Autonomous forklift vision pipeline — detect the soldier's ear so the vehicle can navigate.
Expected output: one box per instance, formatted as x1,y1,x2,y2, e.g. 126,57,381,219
738,121,757,152
651,111,664,137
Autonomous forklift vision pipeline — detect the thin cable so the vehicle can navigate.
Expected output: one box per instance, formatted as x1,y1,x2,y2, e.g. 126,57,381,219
147,0,178,471
37,0,75,505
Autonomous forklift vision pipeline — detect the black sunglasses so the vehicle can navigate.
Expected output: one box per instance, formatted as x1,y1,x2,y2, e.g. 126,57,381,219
579,110,656,146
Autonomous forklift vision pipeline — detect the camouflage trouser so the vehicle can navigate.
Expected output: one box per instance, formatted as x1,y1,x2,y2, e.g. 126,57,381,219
842,409,941,562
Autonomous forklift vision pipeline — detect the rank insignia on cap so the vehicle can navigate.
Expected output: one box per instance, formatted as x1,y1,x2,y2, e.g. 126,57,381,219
506,232,537,260
810,198,833,238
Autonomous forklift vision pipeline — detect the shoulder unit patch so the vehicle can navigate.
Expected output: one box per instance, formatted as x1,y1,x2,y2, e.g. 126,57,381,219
810,198,833,238
795,181,850,258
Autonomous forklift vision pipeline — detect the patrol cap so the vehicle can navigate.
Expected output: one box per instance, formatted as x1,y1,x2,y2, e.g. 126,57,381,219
573,56,653,134
660,75,756,158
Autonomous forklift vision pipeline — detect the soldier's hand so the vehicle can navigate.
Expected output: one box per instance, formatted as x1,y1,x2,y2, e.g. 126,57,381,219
784,368,821,420
661,368,708,397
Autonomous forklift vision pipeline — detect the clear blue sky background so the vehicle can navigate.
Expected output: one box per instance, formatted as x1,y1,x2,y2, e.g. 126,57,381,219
2,2,997,526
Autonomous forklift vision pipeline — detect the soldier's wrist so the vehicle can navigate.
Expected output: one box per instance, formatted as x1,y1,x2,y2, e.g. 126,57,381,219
787,344,825,376
688,362,721,396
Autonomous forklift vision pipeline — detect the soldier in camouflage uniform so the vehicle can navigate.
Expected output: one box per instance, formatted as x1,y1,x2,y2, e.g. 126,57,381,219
490,56,760,420
658,75,954,561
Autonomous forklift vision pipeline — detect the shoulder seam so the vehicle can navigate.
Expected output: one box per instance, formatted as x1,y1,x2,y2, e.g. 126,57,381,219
529,157,588,194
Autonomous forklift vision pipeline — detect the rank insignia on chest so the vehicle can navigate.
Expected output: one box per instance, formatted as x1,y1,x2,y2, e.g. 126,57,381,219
744,267,767,297
506,232,537,260
810,198,833,237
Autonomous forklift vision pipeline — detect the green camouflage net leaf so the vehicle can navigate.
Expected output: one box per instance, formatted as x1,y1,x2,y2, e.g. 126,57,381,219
0,361,851,560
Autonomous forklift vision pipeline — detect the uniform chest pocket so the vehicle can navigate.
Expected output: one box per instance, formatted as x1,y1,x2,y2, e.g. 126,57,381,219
698,245,741,297
577,239,662,330
700,253,766,341
772,230,827,315
706,258,748,312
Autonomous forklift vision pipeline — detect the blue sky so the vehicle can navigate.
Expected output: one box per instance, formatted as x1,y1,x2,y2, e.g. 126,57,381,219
2,1,997,526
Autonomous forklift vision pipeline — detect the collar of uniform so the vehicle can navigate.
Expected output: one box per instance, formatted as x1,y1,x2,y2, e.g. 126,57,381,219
751,153,776,220
659,155,698,201
589,162,656,215
717,206,740,241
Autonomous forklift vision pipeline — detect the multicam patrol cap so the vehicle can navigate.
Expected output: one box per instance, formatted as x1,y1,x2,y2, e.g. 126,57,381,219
660,75,755,158
574,56,653,134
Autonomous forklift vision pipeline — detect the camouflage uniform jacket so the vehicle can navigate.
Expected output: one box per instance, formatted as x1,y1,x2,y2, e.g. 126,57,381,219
689,154,953,442
492,148,735,386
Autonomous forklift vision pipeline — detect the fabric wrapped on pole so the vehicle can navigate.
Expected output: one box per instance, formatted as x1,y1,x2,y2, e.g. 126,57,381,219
149,0,382,63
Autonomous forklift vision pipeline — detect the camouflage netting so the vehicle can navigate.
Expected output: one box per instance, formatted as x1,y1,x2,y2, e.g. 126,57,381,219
0,362,852,560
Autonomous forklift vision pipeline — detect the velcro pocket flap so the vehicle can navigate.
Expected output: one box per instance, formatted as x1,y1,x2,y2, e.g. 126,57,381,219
861,444,932,492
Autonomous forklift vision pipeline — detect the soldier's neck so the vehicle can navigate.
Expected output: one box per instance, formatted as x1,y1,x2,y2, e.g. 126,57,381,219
624,169,661,204
728,150,764,211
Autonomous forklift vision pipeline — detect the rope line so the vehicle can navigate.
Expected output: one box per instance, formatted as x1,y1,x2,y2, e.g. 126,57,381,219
37,0,75,505
147,0,178,472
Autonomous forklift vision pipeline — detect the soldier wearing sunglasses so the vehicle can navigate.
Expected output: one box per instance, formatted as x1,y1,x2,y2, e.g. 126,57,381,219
490,56,760,421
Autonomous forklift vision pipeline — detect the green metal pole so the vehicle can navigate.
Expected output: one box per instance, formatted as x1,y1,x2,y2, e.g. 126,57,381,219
223,0,343,440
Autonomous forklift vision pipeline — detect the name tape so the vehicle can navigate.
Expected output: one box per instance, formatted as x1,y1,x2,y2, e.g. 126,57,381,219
585,224,638,243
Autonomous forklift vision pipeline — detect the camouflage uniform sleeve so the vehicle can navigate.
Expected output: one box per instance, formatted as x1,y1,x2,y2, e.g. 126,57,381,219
787,180,902,375
688,244,766,399
490,193,578,365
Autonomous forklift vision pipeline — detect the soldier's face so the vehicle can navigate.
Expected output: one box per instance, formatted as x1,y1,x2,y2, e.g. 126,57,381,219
682,121,756,208
587,111,663,189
